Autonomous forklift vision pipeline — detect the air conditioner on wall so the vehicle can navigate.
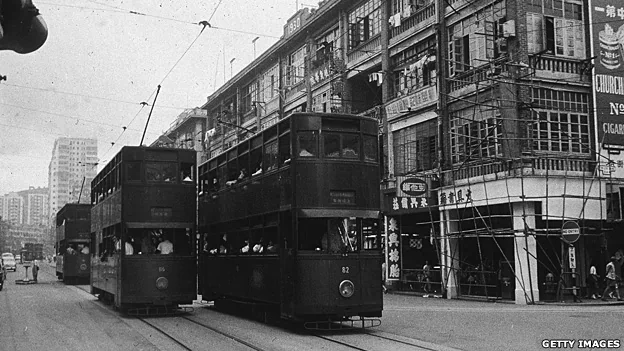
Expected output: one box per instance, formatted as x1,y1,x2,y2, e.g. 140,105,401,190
502,20,516,38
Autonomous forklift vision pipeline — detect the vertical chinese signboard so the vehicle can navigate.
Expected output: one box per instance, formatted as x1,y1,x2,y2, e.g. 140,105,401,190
386,217,401,281
591,1,624,146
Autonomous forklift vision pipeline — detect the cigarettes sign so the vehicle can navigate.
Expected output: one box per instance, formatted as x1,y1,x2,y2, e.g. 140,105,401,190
591,1,624,146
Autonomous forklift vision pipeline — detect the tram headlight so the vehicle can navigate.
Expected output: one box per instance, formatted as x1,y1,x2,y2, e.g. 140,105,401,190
156,277,169,290
339,280,355,298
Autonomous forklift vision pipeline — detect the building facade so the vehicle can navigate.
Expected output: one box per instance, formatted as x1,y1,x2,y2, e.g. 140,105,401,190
0,192,24,225
48,138,98,222
156,0,622,304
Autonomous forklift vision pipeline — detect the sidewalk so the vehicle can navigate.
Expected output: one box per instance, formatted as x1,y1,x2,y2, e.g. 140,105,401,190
388,289,624,306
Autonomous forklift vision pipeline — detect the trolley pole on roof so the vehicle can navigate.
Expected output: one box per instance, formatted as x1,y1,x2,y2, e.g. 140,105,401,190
140,85,161,146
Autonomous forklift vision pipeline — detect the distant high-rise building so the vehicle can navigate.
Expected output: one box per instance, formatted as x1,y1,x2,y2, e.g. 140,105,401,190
48,138,98,219
17,187,49,226
0,192,24,225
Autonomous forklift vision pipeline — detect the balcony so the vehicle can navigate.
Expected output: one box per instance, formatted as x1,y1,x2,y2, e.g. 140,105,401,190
447,156,596,184
448,56,509,94
347,35,381,68
389,3,436,42
528,54,590,83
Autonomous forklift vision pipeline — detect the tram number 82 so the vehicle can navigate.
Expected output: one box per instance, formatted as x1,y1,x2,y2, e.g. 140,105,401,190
158,267,166,272
341,266,350,274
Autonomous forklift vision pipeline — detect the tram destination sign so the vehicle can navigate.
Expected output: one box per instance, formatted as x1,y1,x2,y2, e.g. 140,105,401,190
561,221,581,244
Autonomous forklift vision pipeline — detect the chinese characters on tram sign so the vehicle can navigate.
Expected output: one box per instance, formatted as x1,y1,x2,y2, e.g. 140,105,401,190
386,217,401,280
591,0,624,146
329,191,355,205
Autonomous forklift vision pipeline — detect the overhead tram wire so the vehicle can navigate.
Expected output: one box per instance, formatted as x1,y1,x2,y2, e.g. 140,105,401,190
38,1,280,39
0,82,193,111
102,15,212,161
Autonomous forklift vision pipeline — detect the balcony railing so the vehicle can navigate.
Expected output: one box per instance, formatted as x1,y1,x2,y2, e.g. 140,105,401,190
389,3,436,40
448,56,510,93
528,54,590,81
447,156,596,183
347,35,381,66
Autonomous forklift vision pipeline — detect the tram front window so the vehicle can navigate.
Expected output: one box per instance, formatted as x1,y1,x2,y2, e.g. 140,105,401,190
146,162,177,182
298,217,360,253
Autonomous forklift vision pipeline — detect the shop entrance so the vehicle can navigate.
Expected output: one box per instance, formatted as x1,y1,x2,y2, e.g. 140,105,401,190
458,236,515,300
398,214,441,294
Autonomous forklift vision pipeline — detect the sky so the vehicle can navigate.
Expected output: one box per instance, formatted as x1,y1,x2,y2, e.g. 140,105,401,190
0,0,306,195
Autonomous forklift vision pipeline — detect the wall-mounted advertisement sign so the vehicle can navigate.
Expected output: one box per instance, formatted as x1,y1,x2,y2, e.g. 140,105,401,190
591,1,624,146
386,217,401,281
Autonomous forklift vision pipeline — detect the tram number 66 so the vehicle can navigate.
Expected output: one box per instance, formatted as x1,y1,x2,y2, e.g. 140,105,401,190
341,266,350,274
158,266,166,272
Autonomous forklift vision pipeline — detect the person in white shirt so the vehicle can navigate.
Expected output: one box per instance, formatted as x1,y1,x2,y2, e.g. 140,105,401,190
125,241,134,255
157,237,174,255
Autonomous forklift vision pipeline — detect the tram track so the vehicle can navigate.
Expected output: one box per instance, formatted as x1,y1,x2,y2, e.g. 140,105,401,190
137,317,194,351
135,315,271,351
311,328,461,351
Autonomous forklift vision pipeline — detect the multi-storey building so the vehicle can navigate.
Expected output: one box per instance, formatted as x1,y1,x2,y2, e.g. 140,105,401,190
0,192,24,225
48,138,98,220
18,186,49,226
156,0,624,304
150,108,209,166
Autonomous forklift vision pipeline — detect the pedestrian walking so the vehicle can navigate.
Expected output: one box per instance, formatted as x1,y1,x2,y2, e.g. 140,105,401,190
32,259,39,283
586,262,600,299
601,256,622,301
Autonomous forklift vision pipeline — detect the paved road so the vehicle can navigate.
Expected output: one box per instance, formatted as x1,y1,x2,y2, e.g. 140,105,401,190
1,263,622,351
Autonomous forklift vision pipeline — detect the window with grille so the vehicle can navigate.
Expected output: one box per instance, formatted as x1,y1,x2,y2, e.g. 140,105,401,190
529,88,590,153
526,0,585,58
348,0,381,50
286,46,306,86
450,107,502,164
447,0,507,76
393,119,437,175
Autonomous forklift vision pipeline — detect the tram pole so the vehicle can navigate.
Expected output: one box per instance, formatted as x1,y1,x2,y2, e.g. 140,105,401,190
140,85,161,146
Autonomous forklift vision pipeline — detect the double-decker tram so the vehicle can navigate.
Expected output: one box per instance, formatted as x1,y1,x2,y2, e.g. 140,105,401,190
55,203,91,284
90,146,197,314
198,112,383,328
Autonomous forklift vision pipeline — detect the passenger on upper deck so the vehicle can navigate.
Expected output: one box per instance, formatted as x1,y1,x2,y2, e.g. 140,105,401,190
238,168,248,181
156,236,173,255
80,244,89,254
266,240,277,253
252,162,263,176
240,240,250,253
299,148,314,157
253,239,264,254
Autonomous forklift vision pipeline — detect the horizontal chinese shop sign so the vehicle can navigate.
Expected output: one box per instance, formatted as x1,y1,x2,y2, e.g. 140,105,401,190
385,86,437,121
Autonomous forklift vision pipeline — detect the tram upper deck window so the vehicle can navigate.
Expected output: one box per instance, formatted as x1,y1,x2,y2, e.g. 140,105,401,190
146,162,177,182
297,131,318,157
363,135,378,162
263,141,278,171
126,162,141,182
181,162,194,182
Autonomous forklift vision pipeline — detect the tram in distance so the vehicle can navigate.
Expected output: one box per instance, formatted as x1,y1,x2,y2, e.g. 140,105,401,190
90,146,197,313
198,112,383,327
55,203,91,284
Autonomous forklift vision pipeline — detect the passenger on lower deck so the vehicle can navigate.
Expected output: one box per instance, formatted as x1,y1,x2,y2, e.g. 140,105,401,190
157,235,174,254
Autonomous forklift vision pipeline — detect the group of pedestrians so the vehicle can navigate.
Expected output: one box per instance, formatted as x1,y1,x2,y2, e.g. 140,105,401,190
587,250,623,301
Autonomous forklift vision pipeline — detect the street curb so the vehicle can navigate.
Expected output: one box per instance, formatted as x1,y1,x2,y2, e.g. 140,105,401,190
387,290,624,306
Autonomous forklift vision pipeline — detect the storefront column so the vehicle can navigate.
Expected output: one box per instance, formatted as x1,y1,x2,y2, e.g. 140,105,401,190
441,210,460,299
513,202,539,304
